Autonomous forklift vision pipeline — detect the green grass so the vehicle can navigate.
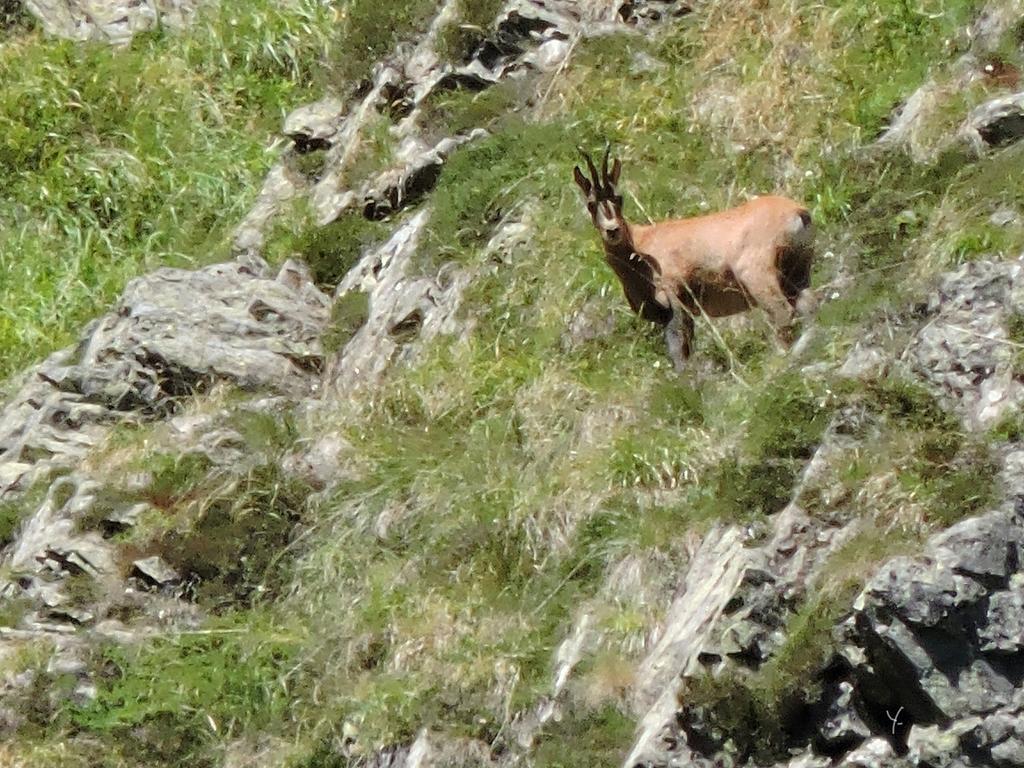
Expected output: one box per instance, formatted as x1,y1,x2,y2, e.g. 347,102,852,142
0,1,339,382
67,616,301,767
5,0,1020,764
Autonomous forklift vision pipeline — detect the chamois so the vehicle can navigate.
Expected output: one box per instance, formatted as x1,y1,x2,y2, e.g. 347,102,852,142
573,145,815,371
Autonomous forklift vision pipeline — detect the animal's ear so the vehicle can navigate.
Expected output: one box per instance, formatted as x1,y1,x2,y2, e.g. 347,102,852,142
573,166,592,198
609,158,622,186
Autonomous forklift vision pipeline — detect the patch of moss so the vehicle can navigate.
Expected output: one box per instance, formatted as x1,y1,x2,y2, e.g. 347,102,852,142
859,377,958,433
531,705,635,767
420,79,523,136
266,211,389,287
324,291,371,354
904,440,1000,526
745,373,832,461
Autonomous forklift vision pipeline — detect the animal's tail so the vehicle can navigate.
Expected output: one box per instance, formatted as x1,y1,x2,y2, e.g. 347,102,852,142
779,210,814,305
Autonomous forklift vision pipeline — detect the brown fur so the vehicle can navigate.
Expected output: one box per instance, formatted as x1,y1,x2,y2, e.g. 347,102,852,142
574,146,815,370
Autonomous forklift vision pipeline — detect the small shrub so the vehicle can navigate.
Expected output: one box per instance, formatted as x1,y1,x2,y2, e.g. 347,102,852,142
157,464,309,607
859,378,957,433
698,458,797,521
326,0,436,84
143,453,215,511
266,212,389,287
0,498,28,550
679,592,849,763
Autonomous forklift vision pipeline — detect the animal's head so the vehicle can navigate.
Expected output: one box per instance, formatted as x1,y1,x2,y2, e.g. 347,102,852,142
573,144,626,247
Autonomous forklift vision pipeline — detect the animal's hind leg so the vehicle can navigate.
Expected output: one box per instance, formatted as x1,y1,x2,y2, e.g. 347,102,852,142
781,247,815,316
737,264,797,347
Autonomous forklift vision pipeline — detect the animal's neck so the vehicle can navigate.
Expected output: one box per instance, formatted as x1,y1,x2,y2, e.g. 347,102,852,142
602,222,667,324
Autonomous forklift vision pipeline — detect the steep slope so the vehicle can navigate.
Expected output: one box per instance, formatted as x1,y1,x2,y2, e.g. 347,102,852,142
3,1,1024,767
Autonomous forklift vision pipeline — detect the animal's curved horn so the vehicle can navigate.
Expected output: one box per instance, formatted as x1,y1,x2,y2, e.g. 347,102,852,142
581,149,601,193
602,142,612,190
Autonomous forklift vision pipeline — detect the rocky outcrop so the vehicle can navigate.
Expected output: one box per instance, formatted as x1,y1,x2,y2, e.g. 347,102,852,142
961,91,1024,151
877,0,1024,160
0,257,330,495
326,208,477,390
909,258,1024,430
624,410,865,767
837,502,1024,767
24,0,201,43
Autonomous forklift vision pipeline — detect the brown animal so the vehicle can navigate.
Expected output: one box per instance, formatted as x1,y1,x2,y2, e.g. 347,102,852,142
573,145,815,371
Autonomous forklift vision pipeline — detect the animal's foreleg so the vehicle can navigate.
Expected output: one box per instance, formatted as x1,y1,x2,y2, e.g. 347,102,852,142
664,304,694,373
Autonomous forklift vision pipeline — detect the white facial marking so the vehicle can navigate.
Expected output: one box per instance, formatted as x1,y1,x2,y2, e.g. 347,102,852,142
597,201,620,241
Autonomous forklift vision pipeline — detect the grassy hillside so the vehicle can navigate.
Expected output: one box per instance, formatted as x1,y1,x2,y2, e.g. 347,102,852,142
3,0,1022,765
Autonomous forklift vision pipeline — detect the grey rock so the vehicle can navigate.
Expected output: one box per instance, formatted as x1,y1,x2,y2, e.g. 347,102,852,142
969,1,1024,53
527,37,571,71
327,209,471,390
838,737,899,767
932,507,1024,582
0,258,330,493
284,97,346,149
280,434,354,492
981,588,1024,653
993,737,1024,767
314,130,487,225
624,525,751,767
625,424,861,767
847,507,1024,726
131,556,180,588
46,605,95,625
907,719,981,767
233,162,305,253
100,502,150,532
909,259,1024,430
25,0,201,44
562,298,617,351
839,343,888,380
991,208,1020,227
820,682,871,748
4,478,118,582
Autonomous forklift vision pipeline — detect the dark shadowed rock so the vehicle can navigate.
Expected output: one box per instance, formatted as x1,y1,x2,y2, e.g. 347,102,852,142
839,503,1024,759
961,92,1024,151
131,556,181,589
